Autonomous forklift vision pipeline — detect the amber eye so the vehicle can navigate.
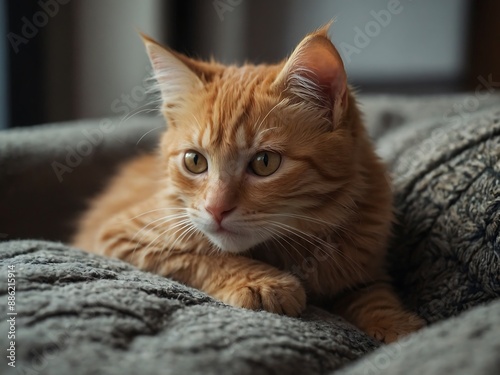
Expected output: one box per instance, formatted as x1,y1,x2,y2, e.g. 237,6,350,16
184,151,208,174
250,151,281,176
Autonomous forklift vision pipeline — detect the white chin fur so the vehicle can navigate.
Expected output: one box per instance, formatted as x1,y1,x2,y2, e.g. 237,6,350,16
190,214,272,253
204,230,267,254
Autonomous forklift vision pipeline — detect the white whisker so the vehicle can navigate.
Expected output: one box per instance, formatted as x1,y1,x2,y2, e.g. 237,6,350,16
124,207,188,222
144,219,192,255
265,220,363,280
136,126,165,146
256,100,283,130
130,213,189,259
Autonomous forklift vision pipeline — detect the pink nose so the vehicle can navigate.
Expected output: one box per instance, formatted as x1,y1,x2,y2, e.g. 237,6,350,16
205,204,236,224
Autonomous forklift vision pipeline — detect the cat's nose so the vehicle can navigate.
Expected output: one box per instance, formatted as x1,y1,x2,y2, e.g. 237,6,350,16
205,204,236,225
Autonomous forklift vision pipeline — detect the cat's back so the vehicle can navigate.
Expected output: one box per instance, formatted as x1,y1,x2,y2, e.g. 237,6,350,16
72,153,159,252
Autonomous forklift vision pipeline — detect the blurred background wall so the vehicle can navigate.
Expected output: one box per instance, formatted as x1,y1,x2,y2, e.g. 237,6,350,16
2,0,500,128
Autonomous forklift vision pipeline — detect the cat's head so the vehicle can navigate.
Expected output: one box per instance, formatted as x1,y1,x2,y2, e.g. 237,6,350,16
143,25,363,253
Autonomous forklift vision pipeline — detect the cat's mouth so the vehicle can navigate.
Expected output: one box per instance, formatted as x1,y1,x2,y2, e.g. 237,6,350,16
201,223,264,253
189,213,269,253
210,224,244,242
215,226,235,235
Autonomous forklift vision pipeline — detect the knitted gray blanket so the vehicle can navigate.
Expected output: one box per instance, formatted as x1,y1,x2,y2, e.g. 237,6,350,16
1,94,499,375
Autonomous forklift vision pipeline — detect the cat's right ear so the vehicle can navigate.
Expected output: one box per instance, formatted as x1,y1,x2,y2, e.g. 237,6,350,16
141,34,203,111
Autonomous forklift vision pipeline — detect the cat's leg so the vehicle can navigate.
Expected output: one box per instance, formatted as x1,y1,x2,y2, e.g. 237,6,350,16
159,252,307,317
332,280,425,343
95,214,306,317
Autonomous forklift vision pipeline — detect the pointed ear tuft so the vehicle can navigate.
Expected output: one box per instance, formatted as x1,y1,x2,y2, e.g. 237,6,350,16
141,34,203,111
274,23,347,123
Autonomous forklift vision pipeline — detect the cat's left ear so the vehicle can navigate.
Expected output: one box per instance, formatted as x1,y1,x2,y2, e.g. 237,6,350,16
273,24,348,123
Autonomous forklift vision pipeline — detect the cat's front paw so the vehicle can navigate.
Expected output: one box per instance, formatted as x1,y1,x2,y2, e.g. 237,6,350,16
223,273,306,317
363,311,425,344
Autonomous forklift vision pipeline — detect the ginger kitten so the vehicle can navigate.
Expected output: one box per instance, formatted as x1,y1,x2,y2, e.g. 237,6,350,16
73,25,424,343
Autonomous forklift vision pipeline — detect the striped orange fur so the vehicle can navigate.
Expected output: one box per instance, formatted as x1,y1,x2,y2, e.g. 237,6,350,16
72,25,424,343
